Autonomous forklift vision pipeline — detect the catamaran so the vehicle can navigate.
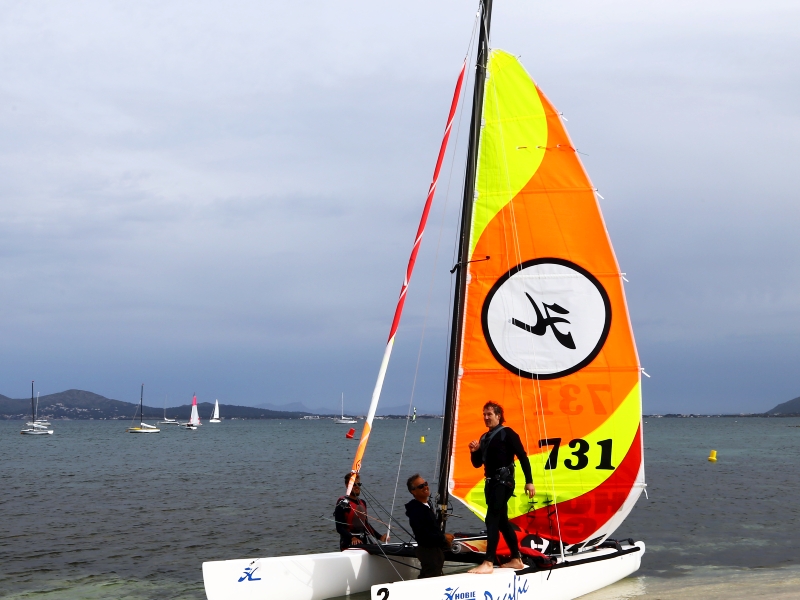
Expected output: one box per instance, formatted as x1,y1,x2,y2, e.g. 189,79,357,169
182,394,201,429
21,381,53,435
209,399,222,423
203,2,645,597
127,384,160,433
333,393,357,424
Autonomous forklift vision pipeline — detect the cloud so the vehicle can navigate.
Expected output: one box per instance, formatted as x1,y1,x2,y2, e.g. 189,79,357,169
0,0,798,414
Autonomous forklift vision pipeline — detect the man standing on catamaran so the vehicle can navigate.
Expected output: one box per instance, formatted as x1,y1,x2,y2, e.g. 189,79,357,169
467,402,535,574
405,474,454,578
334,473,388,550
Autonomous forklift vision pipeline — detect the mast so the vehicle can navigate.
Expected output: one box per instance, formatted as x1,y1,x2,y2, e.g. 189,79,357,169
31,380,35,423
437,0,494,528
140,384,144,426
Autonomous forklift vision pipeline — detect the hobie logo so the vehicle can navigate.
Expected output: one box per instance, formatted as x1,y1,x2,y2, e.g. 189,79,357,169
443,588,475,600
482,258,611,380
238,566,261,582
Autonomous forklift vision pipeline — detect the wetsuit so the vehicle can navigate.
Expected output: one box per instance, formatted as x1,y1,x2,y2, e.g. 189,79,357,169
470,425,533,563
405,499,450,578
334,495,380,551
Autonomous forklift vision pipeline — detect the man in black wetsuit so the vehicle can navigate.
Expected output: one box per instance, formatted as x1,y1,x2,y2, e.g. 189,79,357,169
405,474,454,578
334,473,388,550
467,401,534,573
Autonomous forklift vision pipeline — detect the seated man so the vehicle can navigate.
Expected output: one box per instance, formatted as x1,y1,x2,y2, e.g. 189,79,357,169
334,473,387,550
405,474,454,578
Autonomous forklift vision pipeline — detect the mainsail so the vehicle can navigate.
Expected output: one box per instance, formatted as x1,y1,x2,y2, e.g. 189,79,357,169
189,394,201,426
446,50,644,547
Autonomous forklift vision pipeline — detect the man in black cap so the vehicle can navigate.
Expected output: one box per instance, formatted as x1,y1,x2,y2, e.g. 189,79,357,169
405,474,453,578
467,401,534,573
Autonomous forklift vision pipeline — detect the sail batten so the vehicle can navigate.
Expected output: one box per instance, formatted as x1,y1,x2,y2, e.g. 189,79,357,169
448,49,643,547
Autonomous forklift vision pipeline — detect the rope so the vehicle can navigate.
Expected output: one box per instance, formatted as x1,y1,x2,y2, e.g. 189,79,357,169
386,6,482,529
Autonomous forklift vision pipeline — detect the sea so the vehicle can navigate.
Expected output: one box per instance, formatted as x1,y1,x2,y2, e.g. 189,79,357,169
2,416,800,599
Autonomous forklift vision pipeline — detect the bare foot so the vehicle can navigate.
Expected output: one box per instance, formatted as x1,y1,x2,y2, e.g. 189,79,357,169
499,557,525,569
468,561,495,574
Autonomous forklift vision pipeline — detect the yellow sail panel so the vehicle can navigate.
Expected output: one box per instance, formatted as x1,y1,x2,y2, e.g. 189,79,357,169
471,51,547,257
450,50,643,545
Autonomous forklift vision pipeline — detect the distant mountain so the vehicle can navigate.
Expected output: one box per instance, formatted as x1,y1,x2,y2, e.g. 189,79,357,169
766,396,800,415
255,402,339,415
255,401,441,417
0,389,308,420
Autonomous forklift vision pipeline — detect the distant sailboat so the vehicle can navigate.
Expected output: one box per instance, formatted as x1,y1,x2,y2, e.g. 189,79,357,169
333,393,356,424
158,395,180,425
411,406,416,423
30,392,51,426
182,394,201,429
127,384,160,433
209,399,221,423
21,381,53,435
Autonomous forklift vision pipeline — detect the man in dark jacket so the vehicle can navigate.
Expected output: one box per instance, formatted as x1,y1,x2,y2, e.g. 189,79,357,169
405,474,453,578
467,402,534,574
334,473,387,550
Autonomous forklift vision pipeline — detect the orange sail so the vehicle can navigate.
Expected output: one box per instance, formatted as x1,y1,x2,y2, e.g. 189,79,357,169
449,50,644,547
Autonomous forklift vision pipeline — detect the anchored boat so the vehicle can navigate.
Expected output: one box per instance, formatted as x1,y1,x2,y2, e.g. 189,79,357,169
158,395,180,425
21,381,53,435
203,1,645,597
127,384,160,433
209,399,222,423
334,393,357,424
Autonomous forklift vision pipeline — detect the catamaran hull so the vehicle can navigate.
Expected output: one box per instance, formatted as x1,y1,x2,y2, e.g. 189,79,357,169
203,549,417,600
372,542,644,600
203,543,643,600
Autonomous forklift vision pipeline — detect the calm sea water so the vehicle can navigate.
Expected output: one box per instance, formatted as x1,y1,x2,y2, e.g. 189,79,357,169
2,417,800,598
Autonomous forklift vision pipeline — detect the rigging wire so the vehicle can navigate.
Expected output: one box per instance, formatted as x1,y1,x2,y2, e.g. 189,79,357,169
432,2,483,487
385,7,482,534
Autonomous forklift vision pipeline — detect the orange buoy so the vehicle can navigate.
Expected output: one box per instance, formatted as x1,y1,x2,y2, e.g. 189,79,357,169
346,428,355,439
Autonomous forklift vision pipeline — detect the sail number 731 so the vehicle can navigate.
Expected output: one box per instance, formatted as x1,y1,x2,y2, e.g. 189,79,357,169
538,438,615,470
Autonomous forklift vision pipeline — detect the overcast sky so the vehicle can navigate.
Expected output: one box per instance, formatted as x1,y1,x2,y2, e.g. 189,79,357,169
1,0,798,414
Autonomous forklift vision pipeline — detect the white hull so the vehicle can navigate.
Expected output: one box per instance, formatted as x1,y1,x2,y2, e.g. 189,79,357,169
334,418,357,424
202,542,643,600
127,427,161,433
21,428,53,435
203,548,417,600
158,420,180,425
209,419,221,423
373,542,644,600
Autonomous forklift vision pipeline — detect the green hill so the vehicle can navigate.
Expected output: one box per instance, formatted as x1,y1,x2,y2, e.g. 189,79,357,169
766,396,800,416
0,389,307,420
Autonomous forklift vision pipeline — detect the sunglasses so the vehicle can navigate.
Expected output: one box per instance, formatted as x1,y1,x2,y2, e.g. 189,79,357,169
412,481,429,491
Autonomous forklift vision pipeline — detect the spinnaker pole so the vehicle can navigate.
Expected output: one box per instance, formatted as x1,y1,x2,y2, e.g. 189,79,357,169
437,0,493,528
345,61,468,496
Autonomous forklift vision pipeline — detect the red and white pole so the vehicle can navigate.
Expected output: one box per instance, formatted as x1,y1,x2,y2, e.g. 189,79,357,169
346,61,467,497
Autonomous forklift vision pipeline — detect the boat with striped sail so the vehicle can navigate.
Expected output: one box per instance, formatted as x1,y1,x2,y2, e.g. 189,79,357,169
202,1,644,597
182,394,201,429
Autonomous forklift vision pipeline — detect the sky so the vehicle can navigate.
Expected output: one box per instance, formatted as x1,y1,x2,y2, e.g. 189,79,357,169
0,0,798,414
